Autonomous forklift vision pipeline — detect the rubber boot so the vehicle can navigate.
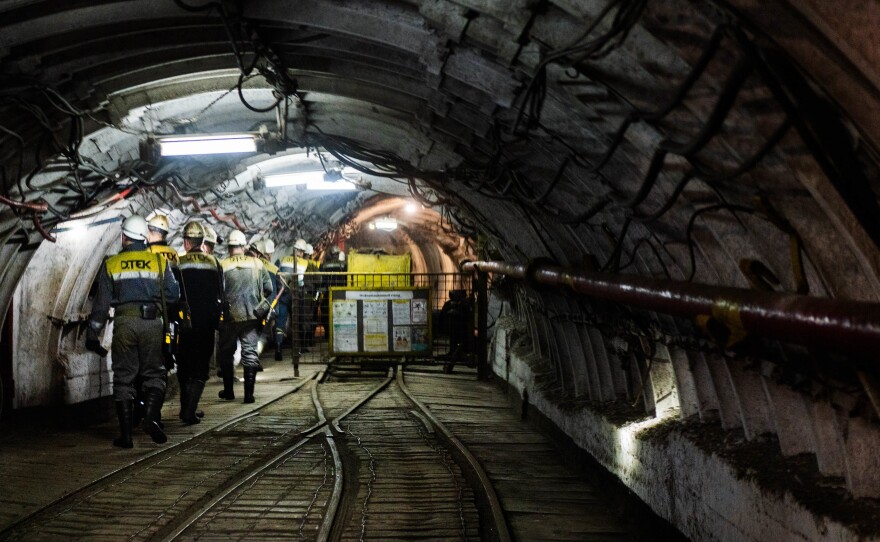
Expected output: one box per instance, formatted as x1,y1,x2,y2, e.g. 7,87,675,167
181,380,205,425
142,387,168,444
274,332,284,361
218,375,235,400
132,393,144,427
177,373,188,420
243,367,257,404
113,400,134,449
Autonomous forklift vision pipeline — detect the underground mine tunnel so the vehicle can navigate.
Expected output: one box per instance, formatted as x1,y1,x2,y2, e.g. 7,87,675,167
0,1,879,540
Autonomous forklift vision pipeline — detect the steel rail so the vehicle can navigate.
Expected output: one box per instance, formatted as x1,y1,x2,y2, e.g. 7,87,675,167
464,260,880,357
313,377,344,542
397,367,512,542
164,370,395,541
0,371,320,539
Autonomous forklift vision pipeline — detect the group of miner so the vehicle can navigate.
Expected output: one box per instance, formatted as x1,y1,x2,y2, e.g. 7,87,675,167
85,213,328,449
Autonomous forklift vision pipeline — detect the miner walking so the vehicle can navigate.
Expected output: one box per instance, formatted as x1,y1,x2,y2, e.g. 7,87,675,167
217,230,273,403
86,215,180,448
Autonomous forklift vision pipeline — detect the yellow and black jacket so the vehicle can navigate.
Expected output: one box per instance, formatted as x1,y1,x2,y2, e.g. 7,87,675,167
149,242,188,322
89,243,180,330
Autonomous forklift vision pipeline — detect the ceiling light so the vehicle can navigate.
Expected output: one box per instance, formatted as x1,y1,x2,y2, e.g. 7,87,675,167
158,134,258,156
404,202,418,214
263,171,357,190
373,217,398,231
306,178,357,191
51,216,122,236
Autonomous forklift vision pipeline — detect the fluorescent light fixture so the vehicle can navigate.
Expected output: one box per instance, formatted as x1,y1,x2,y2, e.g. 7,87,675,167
373,217,398,231
263,171,357,190
64,221,90,237
264,171,320,187
159,134,258,156
51,216,122,235
306,179,356,191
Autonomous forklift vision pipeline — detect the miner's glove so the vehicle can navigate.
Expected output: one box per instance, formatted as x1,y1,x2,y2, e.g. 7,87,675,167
85,326,109,357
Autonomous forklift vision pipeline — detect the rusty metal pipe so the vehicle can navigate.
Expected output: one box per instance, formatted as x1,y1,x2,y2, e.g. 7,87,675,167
209,208,249,231
0,195,48,213
463,260,880,357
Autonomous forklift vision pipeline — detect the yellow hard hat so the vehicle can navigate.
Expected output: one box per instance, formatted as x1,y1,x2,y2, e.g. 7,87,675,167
183,220,206,239
147,214,170,233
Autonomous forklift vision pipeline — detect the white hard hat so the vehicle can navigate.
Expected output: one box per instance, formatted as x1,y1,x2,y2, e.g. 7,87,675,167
121,215,148,241
147,214,170,233
204,225,218,244
294,238,308,251
228,230,247,247
264,239,275,254
305,243,314,255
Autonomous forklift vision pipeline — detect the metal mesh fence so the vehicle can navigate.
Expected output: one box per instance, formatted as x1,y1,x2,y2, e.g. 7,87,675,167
272,272,475,366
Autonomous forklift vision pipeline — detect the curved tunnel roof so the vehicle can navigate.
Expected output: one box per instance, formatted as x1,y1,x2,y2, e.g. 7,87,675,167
0,0,877,300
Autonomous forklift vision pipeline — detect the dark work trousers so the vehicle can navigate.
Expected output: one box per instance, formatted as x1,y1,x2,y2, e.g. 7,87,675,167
217,320,262,376
111,315,166,401
299,294,316,347
274,300,289,339
177,327,215,382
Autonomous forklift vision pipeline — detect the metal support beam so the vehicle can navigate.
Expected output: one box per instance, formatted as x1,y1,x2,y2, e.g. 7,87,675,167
463,261,880,358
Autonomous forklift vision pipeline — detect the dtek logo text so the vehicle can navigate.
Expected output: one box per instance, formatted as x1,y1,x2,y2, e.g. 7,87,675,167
121,260,153,270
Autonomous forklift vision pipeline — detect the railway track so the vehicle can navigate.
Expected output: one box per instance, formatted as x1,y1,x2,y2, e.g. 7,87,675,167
1,366,510,541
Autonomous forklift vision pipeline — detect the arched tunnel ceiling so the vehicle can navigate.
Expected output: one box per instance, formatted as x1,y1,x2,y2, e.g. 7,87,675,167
1,0,880,310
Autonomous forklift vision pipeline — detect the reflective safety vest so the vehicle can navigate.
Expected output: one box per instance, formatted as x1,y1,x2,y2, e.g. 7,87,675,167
103,250,178,309
148,243,180,266
105,249,167,290
276,256,297,302
149,242,187,320
293,256,309,286
221,254,264,273
89,245,180,333
278,255,296,273
179,252,221,272
260,257,278,276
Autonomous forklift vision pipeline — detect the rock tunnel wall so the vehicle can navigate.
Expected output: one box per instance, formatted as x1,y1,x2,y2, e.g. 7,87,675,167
488,283,880,539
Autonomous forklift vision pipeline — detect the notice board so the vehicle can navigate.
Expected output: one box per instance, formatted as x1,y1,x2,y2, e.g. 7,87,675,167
329,287,431,356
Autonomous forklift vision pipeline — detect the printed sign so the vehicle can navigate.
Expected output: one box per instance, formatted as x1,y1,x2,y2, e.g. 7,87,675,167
392,299,411,324
329,287,431,356
393,327,411,351
411,299,427,324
